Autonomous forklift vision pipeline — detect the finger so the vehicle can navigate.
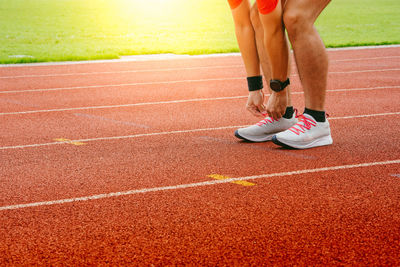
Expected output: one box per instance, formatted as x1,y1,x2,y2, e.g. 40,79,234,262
258,104,266,114
276,108,285,120
271,111,280,121
253,110,264,118
246,106,259,117
251,107,265,118
267,110,273,119
276,110,284,120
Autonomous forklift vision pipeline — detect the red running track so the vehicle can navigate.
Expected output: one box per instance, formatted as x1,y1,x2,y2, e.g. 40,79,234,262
1,46,400,265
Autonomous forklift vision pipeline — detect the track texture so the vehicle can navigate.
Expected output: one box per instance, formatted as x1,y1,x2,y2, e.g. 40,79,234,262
1,47,400,265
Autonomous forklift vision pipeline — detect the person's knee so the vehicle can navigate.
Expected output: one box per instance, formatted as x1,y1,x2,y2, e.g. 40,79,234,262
283,9,308,38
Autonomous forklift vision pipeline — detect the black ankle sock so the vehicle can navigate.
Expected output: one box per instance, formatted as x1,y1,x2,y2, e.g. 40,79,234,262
304,108,326,122
282,106,294,119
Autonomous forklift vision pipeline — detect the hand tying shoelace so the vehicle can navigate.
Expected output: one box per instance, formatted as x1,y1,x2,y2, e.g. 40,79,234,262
257,109,298,126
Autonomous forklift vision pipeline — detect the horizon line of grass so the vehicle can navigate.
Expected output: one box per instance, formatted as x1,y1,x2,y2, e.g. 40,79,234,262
2,42,399,65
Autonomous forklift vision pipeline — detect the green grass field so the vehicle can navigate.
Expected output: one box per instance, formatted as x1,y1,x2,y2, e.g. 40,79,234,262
0,0,399,64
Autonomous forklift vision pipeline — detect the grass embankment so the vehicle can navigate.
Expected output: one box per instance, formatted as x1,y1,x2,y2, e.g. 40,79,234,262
0,0,399,64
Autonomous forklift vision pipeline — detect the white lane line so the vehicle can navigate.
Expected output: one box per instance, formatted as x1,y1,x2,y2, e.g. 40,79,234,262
0,125,246,150
0,65,243,79
0,95,247,116
1,68,400,95
1,111,399,151
0,77,243,94
1,55,399,79
1,85,399,116
332,55,400,62
329,68,400,74
1,159,399,211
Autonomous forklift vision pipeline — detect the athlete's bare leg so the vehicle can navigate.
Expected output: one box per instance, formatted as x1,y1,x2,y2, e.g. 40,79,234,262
249,3,271,83
250,2,292,109
258,0,291,120
283,0,331,111
231,0,260,77
230,0,266,117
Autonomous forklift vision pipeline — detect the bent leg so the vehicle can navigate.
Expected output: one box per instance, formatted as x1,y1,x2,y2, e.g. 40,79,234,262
257,0,289,82
230,0,260,77
283,0,331,111
249,3,271,83
257,0,291,119
250,2,292,107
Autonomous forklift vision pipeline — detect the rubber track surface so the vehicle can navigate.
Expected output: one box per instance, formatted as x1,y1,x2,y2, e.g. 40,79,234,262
1,47,400,265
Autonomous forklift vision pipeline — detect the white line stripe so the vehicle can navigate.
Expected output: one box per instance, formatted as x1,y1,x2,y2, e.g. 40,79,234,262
327,45,400,51
1,68,399,94
1,85,399,116
1,112,399,151
1,45,399,68
0,77,243,94
0,125,246,150
0,95,247,115
0,65,243,79
1,159,399,211
328,68,400,74
332,56,400,62
329,112,400,120
1,55,399,79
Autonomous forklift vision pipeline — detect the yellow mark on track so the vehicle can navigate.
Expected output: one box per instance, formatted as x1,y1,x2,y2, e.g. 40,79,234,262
54,138,86,146
207,174,256,186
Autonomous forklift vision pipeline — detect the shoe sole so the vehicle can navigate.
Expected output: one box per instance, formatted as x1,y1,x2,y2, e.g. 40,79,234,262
234,130,273,142
272,135,333,149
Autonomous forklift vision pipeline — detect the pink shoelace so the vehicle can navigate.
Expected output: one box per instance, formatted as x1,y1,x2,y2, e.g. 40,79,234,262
256,109,299,126
288,115,317,135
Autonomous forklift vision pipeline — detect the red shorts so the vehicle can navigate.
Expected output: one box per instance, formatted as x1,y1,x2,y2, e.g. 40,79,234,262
227,0,278,14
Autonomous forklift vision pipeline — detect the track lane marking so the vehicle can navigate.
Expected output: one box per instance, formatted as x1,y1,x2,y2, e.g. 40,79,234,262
1,159,399,211
1,85,399,116
1,68,399,94
1,111,399,150
0,77,243,94
0,95,246,115
1,55,399,79
0,78,382,95
207,174,256,186
0,65,243,79
53,138,87,146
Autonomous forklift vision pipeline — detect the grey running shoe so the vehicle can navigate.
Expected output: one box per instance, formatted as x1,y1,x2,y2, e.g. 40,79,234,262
235,113,298,142
272,113,333,149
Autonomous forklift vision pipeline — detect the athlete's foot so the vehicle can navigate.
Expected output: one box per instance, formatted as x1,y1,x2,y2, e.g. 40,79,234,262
272,113,333,149
235,113,298,142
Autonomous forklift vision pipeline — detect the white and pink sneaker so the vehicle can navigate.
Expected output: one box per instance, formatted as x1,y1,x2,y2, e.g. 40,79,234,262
235,113,298,142
272,113,333,149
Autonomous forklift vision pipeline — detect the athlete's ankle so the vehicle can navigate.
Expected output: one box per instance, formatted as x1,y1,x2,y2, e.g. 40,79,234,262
282,106,294,119
304,108,326,122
